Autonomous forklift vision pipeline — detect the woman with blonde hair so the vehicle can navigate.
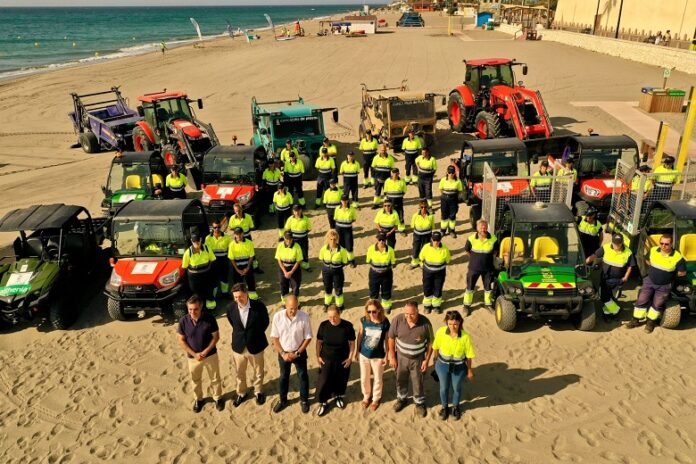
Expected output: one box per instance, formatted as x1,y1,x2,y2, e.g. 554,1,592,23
318,229,349,311
354,299,391,411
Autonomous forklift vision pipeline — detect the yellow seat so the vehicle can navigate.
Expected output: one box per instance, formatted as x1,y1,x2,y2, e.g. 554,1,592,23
500,236,525,260
151,174,164,187
125,175,142,189
533,236,560,263
680,234,696,261
648,234,662,247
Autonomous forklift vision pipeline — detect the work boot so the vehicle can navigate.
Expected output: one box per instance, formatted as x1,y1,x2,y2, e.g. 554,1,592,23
463,305,471,316
415,404,427,418
438,407,449,421
393,398,408,413
424,305,432,314
451,405,462,420
644,320,656,334
625,318,641,329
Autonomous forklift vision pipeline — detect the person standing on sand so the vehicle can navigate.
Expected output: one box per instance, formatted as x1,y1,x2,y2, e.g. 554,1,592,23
462,218,498,315
160,42,167,56
270,295,312,414
177,295,224,413
366,233,396,314
355,299,390,411
388,301,433,418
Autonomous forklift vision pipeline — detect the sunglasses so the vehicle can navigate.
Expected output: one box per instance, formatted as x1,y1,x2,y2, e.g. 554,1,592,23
212,226,220,229
660,242,671,246
367,310,378,314
378,238,385,242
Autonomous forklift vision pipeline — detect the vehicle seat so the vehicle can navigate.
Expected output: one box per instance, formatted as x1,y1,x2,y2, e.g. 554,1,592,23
679,234,696,260
533,236,560,263
648,234,663,248
24,237,44,257
500,236,525,260
151,174,164,187
125,175,141,189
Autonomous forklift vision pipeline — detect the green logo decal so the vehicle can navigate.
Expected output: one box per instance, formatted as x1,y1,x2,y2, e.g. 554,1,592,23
0,284,32,296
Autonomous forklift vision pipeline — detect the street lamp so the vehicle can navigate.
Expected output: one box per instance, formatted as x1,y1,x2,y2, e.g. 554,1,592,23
592,0,600,35
615,0,624,39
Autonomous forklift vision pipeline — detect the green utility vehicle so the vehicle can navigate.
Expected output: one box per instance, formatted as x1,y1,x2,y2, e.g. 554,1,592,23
492,202,598,331
101,151,168,216
0,204,107,329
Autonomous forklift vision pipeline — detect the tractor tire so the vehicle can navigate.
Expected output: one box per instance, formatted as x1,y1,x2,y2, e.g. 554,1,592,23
49,293,74,330
107,298,126,321
132,126,153,152
171,298,187,321
448,92,468,133
572,301,597,331
495,296,517,332
659,302,682,329
469,204,482,230
79,132,100,154
161,144,179,169
475,111,501,139
575,200,589,218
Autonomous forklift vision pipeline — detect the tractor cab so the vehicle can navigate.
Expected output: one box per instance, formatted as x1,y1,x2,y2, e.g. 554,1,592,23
200,145,261,222
105,199,208,321
464,59,522,95
101,151,168,215
492,202,597,332
0,204,106,329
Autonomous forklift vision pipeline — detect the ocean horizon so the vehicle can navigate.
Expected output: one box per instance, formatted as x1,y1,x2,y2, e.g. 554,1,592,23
0,4,380,79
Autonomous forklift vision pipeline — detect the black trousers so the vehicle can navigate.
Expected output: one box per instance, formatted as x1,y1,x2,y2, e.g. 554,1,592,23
412,233,432,259
336,227,354,255
327,207,338,229
169,189,187,200
279,267,302,297
296,237,309,264
263,185,278,211
600,277,623,303
278,353,309,402
374,173,389,197
418,177,433,201
423,268,446,298
363,153,375,179
405,152,417,178
440,195,459,223
322,267,345,297
316,175,331,203
276,208,292,231
379,228,396,249
389,197,405,225
285,174,304,199
188,269,214,302
316,358,351,403
344,177,358,203
467,269,494,290
210,256,229,285
369,269,393,301
232,267,257,291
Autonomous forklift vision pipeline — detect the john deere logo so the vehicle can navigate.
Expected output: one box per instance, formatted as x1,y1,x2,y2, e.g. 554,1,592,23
0,284,31,297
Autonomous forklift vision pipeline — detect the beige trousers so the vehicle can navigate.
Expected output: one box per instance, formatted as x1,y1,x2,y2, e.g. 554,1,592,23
359,353,385,402
187,353,223,401
232,348,265,396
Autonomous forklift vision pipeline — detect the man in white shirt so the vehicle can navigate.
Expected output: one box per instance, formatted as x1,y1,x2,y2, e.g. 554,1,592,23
270,295,312,413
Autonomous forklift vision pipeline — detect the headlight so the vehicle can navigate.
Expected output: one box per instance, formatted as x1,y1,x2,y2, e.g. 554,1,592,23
201,191,211,205
159,269,180,287
109,271,122,287
676,285,692,294
583,186,601,198
579,285,595,295
237,192,252,205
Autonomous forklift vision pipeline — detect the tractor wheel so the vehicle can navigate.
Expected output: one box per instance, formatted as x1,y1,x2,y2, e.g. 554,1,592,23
161,144,179,169
132,126,152,152
475,111,501,139
659,302,682,329
49,293,74,330
572,301,597,331
469,204,482,230
495,296,517,331
575,200,589,218
171,298,187,321
79,132,100,154
107,298,126,321
448,92,468,133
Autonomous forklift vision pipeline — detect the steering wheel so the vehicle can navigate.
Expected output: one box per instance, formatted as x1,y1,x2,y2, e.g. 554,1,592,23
45,241,60,260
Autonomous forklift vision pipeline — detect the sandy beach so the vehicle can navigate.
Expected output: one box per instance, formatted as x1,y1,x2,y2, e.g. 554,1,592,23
1,11,696,463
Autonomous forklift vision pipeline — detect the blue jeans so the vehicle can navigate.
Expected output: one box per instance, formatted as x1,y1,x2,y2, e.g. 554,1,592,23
435,359,466,408
278,353,309,403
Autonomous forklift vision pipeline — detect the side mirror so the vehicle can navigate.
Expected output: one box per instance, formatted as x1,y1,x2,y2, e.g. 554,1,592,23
441,96,447,105
197,99,204,110
575,264,587,278
522,64,528,75
101,185,106,194
137,106,144,117
332,110,339,123
518,80,524,87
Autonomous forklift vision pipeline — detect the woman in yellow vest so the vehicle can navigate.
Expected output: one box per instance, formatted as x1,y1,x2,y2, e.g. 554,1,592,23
438,166,463,238
577,208,603,258
315,148,335,207
318,230,350,311
182,232,217,310
284,204,312,270
419,231,451,314
227,227,259,300
431,310,475,421
333,195,357,267
359,130,379,188
273,183,294,238
275,230,304,302
205,220,232,296
410,200,435,268
165,165,187,199
339,151,361,206
366,233,396,313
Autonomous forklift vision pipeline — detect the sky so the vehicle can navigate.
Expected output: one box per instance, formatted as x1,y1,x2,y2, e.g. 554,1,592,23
0,0,372,5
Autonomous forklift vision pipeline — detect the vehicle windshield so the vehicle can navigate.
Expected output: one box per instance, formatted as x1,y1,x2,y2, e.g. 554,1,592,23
509,221,585,270
480,64,514,88
112,220,185,257
389,99,434,121
203,157,255,184
106,162,153,193
576,148,633,177
470,152,522,179
148,98,193,121
273,116,321,139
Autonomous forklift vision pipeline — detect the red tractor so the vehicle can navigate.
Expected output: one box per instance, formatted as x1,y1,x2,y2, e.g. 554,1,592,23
448,58,553,141
132,91,219,187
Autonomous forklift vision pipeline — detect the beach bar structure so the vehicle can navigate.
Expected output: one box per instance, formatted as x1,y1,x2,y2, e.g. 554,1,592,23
320,15,377,34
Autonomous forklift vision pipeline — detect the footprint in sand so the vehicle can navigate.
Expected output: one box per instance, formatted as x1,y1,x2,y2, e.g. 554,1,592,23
150,413,167,427
514,425,534,443
89,445,111,460
676,429,695,449
551,435,580,462
600,450,639,463
637,430,668,458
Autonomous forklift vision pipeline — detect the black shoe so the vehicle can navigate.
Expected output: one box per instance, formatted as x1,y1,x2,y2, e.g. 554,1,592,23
323,304,329,312
463,305,470,316
386,308,392,315
625,318,641,329
452,405,462,420
215,399,225,411
424,305,432,314
273,400,287,414
441,229,449,236
300,401,310,414
393,398,408,413
451,230,457,238
317,403,328,417
256,393,266,405
192,400,203,413
416,404,428,418
645,320,656,334
233,393,247,407
335,396,345,409
438,407,449,420
350,260,356,268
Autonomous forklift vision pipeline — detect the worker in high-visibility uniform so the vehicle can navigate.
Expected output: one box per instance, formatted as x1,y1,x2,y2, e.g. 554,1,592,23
577,208,603,258
530,160,552,203
280,139,300,163
371,144,395,208
462,218,498,314
320,137,339,181
626,233,686,333
384,168,407,232
415,147,437,207
558,158,578,184
333,194,357,267
262,159,283,213
273,183,294,239
419,231,451,314
284,204,312,270
366,233,396,313
182,232,217,310
275,230,304,303
401,129,422,185
629,165,653,213
586,233,635,321
228,202,262,273
653,155,681,200
339,151,361,207
374,198,402,249
283,151,305,206
359,129,379,188
165,165,187,199
315,147,335,207
438,165,463,238
410,200,435,268
322,178,343,229
318,230,350,311
205,220,232,296
227,227,259,300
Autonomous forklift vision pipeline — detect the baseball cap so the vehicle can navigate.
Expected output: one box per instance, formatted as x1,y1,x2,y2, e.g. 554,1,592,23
612,234,624,245
190,233,200,242
432,231,442,241
233,227,244,234
284,230,294,239
540,160,550,167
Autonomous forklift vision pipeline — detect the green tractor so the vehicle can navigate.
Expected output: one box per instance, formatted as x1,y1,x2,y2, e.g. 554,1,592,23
0,204,107,330
492,202,598,331
101,151,168,216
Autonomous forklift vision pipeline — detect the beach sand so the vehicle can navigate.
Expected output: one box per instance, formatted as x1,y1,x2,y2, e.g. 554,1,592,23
1,12,696,463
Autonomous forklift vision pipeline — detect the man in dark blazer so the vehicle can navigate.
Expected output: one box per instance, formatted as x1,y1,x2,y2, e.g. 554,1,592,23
227,282,270,406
